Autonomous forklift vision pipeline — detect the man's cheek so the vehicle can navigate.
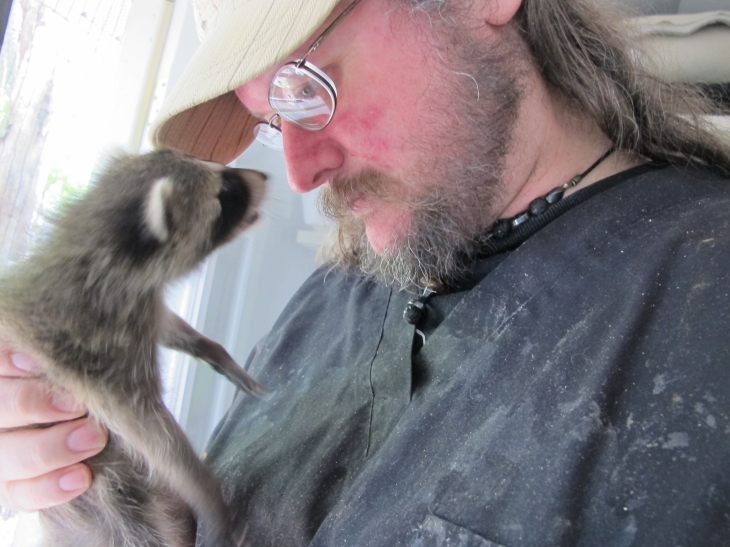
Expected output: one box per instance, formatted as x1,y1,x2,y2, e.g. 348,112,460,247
338,106,406,164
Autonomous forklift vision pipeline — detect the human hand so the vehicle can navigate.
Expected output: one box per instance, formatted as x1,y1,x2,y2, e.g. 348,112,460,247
0,350,107,511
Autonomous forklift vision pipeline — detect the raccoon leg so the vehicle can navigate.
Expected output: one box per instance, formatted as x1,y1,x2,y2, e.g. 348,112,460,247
159,309,266,398
91,396,236,547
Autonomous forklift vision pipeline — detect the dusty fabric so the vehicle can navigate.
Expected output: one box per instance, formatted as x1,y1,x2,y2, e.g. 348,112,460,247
201,164,730,547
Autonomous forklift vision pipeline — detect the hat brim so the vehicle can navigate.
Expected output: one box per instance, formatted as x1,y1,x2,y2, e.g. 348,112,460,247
150,0,340,163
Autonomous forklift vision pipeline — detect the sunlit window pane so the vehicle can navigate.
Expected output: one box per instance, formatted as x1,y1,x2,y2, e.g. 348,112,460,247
0,0,132,265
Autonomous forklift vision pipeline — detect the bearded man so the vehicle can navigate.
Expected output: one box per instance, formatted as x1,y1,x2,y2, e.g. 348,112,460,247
2,0,730,545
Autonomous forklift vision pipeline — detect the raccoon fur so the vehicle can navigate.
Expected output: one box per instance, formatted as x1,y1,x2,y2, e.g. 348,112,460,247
0,149,267,547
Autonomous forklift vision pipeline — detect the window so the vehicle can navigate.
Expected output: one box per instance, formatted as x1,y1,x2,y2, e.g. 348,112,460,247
0,0,320,544
0,1,189,544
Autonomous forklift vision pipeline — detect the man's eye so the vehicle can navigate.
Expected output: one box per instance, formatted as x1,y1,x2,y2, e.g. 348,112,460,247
296,83,315,99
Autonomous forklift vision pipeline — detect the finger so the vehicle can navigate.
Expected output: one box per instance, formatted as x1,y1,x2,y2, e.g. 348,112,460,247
0,418,107,482
0,378,87,429
0,350,42,378
0,463,92,511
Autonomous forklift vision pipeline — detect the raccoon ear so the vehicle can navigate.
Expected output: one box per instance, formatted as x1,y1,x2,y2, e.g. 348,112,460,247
144,176,173,242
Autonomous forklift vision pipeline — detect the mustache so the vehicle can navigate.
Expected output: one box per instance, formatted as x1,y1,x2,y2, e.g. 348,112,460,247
318,169,442,223
318,169,389,223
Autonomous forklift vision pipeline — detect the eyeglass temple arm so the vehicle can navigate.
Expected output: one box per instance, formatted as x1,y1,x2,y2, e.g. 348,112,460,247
296,0,364,66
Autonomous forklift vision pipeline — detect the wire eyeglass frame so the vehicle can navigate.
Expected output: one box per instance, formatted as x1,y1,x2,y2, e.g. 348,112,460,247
252,0,364,151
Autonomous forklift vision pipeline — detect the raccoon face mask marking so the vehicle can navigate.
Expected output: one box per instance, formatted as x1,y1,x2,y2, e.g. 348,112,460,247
213,169,259,247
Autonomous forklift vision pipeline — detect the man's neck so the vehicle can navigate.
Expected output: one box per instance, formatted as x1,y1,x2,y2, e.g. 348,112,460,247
497,72,643,220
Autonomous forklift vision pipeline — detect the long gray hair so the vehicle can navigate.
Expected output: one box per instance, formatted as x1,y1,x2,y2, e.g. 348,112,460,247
408,0,730,173
518,0,730,172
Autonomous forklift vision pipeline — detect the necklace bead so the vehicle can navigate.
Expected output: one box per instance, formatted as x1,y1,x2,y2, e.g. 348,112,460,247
528,197,549,215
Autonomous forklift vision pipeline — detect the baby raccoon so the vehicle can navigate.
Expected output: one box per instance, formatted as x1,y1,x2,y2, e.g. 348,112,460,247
0,149,267,547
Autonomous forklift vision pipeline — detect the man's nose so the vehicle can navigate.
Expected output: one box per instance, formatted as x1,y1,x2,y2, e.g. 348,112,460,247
281,122,345,193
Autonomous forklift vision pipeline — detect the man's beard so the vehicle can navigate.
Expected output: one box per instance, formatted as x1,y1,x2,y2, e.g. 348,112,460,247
318,25,525,290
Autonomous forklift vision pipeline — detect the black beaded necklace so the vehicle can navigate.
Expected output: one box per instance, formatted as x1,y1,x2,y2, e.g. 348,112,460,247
403,146,616,331
488,146,615,241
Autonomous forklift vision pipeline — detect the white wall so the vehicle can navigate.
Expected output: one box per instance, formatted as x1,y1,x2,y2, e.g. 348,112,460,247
610,0,730,14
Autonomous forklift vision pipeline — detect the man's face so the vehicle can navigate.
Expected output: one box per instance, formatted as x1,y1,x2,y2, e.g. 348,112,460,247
236,0,523,287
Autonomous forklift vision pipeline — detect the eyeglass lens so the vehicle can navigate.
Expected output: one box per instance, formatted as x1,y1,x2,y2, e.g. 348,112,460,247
253,122,284,151
269,64,336,130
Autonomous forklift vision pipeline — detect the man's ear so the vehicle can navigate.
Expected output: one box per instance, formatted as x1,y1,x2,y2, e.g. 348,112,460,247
478,0,523,27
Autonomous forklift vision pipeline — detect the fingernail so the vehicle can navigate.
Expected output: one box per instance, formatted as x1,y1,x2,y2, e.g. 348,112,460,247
10,352,38,373
52,391,86,413
67,422,107,453
58,468,90,492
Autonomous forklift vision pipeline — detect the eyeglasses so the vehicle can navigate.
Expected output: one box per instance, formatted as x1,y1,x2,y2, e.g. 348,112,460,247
253,0,363,151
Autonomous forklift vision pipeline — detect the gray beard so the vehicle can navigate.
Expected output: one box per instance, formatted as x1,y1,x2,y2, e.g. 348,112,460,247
318,26,525,290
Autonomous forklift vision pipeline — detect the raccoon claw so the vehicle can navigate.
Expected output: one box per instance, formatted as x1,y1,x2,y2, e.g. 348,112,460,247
235,374,267,399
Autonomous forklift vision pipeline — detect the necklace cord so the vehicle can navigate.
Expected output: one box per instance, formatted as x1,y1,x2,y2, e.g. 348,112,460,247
566,146,616,189
402,146,626,331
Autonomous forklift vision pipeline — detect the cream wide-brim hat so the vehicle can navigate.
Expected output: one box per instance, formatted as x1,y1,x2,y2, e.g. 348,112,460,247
150,0,341,164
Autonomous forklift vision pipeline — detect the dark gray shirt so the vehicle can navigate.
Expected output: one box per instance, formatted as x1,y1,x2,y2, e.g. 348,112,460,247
203,165,730,547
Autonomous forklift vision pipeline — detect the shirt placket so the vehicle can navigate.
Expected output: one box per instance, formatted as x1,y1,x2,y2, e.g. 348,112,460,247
365,288,418,458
